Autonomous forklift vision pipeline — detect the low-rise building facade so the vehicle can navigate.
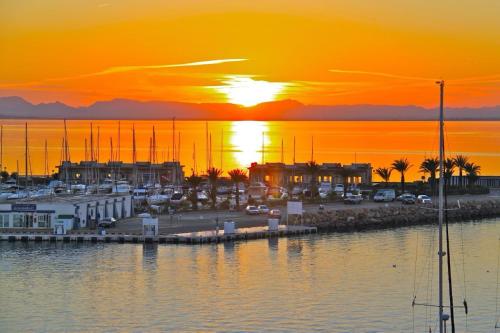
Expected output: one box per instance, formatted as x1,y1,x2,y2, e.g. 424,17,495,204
0,194,132,232
57,160,184,186
248,162,372,188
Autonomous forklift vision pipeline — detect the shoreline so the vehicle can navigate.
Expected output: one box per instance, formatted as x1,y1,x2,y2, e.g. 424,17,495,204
305,199,500,233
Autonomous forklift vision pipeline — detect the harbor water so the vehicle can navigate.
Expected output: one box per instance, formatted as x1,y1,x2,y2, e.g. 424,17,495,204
1,218,499,332
0,119,499,180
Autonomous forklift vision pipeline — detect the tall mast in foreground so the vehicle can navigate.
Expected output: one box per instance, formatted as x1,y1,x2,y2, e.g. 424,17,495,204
437,79,445,333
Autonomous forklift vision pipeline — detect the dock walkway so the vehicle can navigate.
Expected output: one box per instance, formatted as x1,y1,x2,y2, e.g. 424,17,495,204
0,225,317,244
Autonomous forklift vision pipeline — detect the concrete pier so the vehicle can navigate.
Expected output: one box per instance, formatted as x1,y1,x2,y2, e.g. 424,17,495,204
0,225,317,245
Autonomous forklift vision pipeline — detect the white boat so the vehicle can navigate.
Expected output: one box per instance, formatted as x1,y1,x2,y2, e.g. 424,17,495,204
85,184,97,195
98,179,113,193
132,188,148,201
112,180,132,194
30,188,54,198
7,191,29,200
196,191,208,201
0,192,13,201
170,192,186,204
147,193,169,205
71,183,86,194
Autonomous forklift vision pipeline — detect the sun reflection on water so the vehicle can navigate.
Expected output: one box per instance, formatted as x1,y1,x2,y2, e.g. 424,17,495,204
230,121,269,168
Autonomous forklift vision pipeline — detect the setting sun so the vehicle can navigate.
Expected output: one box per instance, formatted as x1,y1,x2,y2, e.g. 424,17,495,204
214,76,286,107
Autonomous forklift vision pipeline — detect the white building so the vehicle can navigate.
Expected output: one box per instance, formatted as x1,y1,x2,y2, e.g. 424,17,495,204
0,194,132,232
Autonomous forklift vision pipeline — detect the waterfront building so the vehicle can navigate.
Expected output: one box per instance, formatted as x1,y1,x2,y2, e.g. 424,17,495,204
449,175,500,188
0,194,132,232
248,162,372,188
57,161,184,186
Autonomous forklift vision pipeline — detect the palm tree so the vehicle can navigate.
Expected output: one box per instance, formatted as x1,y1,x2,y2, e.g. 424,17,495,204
185,173,203,210
206,167,223,209
374,167,392,185
464,162,481,188
391,158,412,194
305,160,320,197
420,157,439,195
443,158,456,190
228,169,248,210
453,155,469,188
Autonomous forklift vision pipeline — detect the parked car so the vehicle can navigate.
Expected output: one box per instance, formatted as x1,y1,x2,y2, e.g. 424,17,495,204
98,217,117,228
258,205,270,214
417,195,432,204
402,196,416,204
397,193,416,204
373,189,396,202
268,209,281,218
344,194,363,204
334,184,344,194
245,205,260,215
397,193,415,201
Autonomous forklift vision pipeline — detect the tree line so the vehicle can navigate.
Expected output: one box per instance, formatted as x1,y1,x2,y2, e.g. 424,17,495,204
375,155,481,194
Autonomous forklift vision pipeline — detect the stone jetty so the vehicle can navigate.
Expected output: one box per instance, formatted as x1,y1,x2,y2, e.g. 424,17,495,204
301,199,500,232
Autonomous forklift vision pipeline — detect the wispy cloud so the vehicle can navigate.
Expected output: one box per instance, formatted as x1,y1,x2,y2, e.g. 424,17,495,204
0,58,248,89
91,58,248,77
328,69,436,81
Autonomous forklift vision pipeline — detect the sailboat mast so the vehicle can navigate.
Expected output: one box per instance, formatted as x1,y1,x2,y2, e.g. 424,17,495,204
205,121,208,170
178,131,181,162
90,123,94,161
221,128,223,170
0,124,3,175
311,136,314,161
25,122,28,191
172,117,176,162
97,126,100,162
261,132,264,164
193,142,197,175
118,121,121,161
437,79,445,333
44,139,49,179
110,137,113,162
281,138,284,163
132,124,136,163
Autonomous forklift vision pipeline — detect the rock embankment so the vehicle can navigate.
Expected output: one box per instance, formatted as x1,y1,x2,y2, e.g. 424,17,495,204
301,200,500,232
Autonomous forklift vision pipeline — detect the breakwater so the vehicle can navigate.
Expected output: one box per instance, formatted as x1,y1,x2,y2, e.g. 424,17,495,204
302,199,500,232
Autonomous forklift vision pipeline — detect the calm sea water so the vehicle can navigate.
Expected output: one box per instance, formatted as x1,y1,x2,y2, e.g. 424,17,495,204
1,219,499,332
0,120,499,180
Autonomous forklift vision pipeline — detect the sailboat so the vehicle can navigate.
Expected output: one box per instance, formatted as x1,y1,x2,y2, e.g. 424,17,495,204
411,81,468,333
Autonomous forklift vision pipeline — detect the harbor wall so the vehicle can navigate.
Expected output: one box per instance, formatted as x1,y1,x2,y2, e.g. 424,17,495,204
301,200,500,232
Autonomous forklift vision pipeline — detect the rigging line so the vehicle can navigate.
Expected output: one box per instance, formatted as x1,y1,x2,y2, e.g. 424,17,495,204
415,232,433,298
425,226,437,329
460,221,468,332
495,239,500,329
413,230,420,333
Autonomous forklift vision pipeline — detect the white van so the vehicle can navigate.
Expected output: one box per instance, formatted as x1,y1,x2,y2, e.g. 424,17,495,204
373,189,396,202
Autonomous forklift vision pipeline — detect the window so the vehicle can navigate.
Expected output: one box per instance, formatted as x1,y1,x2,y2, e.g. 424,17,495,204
13,214,23,228
0,214,9,228
37,214,51,228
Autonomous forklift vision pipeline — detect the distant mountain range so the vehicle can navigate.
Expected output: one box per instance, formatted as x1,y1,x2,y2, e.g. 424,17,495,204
0,96,498,121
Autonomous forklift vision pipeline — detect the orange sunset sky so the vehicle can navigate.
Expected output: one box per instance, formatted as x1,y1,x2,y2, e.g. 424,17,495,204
0,0,499,108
